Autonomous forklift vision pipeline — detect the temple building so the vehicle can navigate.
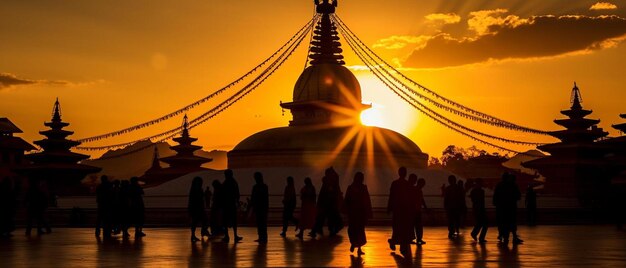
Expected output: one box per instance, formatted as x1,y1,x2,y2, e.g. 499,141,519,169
523,84,609,202
17,99,101,194
601,114,626,187
140,115,212,187
228,0,428,170
0,118,36,182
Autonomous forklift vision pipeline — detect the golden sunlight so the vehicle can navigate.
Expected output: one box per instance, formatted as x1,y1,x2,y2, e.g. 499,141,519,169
360,107,384,126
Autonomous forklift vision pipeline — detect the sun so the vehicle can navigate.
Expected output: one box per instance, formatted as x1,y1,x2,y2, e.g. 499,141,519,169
360,107,384,126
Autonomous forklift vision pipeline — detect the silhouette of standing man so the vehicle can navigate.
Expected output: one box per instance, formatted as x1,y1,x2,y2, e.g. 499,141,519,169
343,172,372,256
95,175,112,239
189,177,209,242
281,176,299,237
470,178,488,243
444,175,461,239
250,172,269,243
221,169,243,243
297,177,316,239
411,175,428,245
525,184,537,226
129,177,145,238
387,167,414,257
494,173,523,244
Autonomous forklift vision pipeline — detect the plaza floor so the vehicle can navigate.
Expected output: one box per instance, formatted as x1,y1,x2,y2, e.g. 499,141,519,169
1,226,625,267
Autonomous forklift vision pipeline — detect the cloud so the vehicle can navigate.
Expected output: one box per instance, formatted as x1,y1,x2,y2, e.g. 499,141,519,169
590,2,618,10
0,72,103,90
425,13,461,25
467,9,530,36
373,35,434,50
401,13,626,68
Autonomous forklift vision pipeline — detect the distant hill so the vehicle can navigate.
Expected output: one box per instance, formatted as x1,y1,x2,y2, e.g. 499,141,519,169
82,140,228,182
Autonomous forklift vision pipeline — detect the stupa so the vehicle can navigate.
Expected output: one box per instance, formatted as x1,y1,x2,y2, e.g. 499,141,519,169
228,0,428,170
523,84,609,201
18,99,101,193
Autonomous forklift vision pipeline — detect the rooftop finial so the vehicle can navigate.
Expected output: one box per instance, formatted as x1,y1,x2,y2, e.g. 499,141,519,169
52,97,62,121
309,0,344,65
570,82,583,110
182,114,190,137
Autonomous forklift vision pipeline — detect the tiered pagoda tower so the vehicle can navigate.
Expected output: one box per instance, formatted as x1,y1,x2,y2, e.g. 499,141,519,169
523,84,609,202
0,118,36,181
228,0,428,170
18,99,101,194
141,115,211,187
160,115,212,171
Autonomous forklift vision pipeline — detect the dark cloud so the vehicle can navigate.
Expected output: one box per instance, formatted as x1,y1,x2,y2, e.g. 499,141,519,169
0,72,100,90
402,14,626,68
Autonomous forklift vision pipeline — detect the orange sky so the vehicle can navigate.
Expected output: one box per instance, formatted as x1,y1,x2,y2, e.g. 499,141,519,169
1,0,626,159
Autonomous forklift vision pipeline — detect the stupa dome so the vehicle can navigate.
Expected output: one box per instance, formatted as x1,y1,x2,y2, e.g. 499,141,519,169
293,63,361,106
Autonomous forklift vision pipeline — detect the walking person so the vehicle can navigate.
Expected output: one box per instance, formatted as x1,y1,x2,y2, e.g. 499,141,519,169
494,173,523,244
250,172,269,243
387,167,415,257
95,176,112,238
525,184,537,226
444,175,461,239
411,175,428,245
470,178,488,243
189,177,209,242
343,172,372,256
281,176,299,237
296,177,316,239
221,169,243,243
210,180,223,236
129,177,146,238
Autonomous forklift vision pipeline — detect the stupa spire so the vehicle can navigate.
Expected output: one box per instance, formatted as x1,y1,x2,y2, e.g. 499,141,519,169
52,97,62,122
571,82,583,110
181,114,190,138
310,0,344,65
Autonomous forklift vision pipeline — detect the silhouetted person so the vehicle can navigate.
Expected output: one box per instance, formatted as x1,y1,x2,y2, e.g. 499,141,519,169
221,169,242,243
189,177,209,242
297,177,316,239
210,179,223,236
111,179,121,235
387,167,414,257
250,172,269,243
343,172,372,256
444,175,462,239
25,180,49,236
470,178,488,243
309,168,335,237
457,180,468,234
411,175,428,245
119,180,131,237
281,176,299,237
95,175,113,238
0,178,16,237
525,184,537,226
129,177,145,238
493,173,523,244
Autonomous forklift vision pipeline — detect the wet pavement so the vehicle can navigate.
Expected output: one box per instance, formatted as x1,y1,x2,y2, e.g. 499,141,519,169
1,226,625,267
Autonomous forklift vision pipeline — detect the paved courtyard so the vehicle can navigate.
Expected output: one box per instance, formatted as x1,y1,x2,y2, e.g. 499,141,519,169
1,226,625,267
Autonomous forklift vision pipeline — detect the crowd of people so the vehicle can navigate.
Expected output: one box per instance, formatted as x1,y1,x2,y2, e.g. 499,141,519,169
95,176,146,239
2,167,535,258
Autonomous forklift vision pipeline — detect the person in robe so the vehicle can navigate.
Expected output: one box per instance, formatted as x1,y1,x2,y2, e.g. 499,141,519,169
188,177,209,242
250,172,269,243
95,175,112,239
343,172,372,256
412,176,428,245
210,179,223,236
221,169,243,243
129,177,146,238
493,173,523,244
444,175,461,239
281,176,299,237
387,167,415,257
297,177,316,239
470,178,488,243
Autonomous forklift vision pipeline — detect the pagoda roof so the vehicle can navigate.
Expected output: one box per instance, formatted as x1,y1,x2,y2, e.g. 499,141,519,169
172,136,198,144
0,118,23,134
522,156,608,168
160,155,212,165
15,162,101,175
548,128,608,142
26,150,91,163
538,141,609,153
39,129,75,137
560,108,592,119
554,118,600,130
0,136,37,151
170,144,202,152
33,138,81,148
